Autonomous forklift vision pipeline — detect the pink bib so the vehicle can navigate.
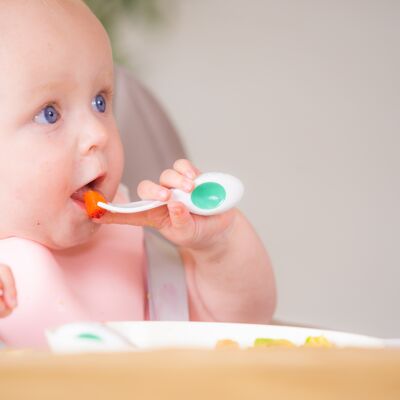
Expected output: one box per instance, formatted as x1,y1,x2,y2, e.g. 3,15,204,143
0,190,146,348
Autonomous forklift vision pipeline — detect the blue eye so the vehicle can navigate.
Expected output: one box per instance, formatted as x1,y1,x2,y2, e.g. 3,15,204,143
92,94,106,113
34,105,59,124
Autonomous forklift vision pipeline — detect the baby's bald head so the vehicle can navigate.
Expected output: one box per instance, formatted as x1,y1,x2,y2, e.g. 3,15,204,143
0,0,111,62
0,0,99,31
0,0,93,23
0,0,113,106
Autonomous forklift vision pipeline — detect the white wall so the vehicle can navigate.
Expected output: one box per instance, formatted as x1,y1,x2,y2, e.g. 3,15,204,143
122,0,400,337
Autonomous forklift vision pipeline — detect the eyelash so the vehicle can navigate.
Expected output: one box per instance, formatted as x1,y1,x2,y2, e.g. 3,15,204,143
99,87,113,105
33,102,61,125
92,88,113,115
33,88,114,123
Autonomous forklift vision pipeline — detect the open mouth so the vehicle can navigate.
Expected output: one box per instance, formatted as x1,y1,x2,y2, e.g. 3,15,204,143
71,174,106,205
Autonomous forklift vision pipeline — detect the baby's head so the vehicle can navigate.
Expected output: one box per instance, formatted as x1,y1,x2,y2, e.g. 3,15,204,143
0,0,124,249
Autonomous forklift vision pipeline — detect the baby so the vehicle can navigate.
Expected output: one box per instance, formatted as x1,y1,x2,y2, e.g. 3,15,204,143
0,0,276,347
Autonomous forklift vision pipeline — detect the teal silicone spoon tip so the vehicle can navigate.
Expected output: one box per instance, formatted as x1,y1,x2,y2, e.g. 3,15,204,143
191,181,226,210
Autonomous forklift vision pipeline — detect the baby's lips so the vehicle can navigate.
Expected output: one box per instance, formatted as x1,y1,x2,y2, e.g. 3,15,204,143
83,190,108,219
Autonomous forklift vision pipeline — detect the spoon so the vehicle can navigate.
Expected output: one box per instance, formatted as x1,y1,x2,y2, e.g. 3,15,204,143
46,322,136,353
98,172,244,216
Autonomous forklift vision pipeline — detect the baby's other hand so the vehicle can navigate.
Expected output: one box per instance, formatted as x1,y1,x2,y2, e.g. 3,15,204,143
0,264,17,318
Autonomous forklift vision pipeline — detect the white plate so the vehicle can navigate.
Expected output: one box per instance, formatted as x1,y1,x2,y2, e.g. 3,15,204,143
46,321,385,353
106,321,384,349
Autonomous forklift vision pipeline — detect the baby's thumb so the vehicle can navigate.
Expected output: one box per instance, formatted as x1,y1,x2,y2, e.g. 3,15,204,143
167,202,194,230
0,264,17,317
92,211,149,226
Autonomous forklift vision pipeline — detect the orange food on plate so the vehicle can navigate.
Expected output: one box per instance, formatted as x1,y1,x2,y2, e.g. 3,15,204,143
84,190,107,219
215,339,240,349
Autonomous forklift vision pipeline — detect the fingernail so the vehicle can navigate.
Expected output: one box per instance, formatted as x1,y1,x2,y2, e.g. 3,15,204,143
8,297,17,309
169,203,182,214
159,189,169,200
183,179,193,192
170,206,182,216
185,171,196,179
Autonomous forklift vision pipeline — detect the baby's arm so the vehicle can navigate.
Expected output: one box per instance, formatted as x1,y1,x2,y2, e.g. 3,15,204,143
181,210,276,323
94,159,277,324
0,264,17,318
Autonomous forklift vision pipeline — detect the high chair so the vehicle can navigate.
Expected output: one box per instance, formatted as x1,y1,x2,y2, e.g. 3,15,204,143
114,66,189,322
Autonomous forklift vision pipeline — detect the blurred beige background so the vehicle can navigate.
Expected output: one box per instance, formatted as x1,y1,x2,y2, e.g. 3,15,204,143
118,0,399,337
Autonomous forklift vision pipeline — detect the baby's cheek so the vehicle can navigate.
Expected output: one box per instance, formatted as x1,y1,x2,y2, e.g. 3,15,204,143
108,133,124,174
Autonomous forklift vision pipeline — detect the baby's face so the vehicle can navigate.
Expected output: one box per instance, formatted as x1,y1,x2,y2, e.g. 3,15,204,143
0,0,124,249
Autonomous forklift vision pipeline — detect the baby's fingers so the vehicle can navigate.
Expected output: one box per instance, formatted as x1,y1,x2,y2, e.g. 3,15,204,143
93,206,169,229
173,159,201,179
167,201,194,231
137,180,170,202
160,169,194,192
0,265,17,316
0,297,12,318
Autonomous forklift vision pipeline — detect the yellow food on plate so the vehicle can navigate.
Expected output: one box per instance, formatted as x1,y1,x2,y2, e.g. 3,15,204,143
303,335,333,348
215,335,334,349
253,338,295,348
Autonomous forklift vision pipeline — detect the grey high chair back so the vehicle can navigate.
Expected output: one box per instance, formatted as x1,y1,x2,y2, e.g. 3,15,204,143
113,66,189,321
114,67,186,195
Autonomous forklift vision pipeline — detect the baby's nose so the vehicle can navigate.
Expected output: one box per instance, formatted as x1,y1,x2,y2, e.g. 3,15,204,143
79,120,109,154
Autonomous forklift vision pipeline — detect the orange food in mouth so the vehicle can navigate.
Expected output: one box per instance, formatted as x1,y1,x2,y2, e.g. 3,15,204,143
84,190,107,219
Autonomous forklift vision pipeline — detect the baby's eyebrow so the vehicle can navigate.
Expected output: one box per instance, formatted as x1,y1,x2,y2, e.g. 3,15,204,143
94,69,114,89
24,68,114,106
29,70,113,96
29,79,77,95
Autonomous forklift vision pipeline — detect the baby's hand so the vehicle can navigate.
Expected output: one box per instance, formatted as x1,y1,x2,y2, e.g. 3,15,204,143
96,159,237,250
0,265,17,318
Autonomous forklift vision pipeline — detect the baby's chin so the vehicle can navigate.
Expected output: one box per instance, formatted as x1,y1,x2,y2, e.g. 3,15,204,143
33,220,102,251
